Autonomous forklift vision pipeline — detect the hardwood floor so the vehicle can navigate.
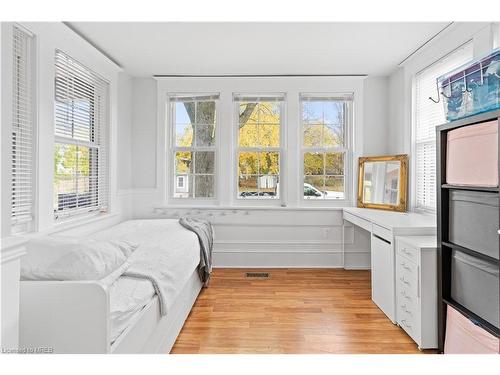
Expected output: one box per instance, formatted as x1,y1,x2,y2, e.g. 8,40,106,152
171,268,434,354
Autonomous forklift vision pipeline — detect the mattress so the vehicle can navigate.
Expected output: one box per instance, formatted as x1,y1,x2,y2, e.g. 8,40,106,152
92,219,201,343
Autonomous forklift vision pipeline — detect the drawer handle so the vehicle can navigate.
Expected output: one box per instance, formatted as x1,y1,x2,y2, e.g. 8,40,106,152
400,276,410,285
400,290,412,301
400,262,412,271
400,303,412,315
401,319,412,328
402,248,412,256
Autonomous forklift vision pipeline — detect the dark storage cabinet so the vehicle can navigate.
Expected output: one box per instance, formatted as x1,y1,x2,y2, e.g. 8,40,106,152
451,250,499,327
449,190,499,259
437,109,500,353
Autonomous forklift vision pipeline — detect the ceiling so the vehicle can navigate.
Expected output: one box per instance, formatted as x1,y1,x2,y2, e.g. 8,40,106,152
68,22,451,77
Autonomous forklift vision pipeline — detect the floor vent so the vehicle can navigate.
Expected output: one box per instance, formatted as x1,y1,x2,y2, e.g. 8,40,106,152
246,272,269,278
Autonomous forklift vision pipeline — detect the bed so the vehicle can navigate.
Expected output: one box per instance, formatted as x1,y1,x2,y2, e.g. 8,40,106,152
18,219,204,354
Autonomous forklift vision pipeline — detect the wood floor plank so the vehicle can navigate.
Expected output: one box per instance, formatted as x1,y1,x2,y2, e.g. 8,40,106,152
171,268,435,354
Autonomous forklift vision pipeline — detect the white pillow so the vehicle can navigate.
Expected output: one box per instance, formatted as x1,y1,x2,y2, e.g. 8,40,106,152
113,240,138,257
21,236,137,281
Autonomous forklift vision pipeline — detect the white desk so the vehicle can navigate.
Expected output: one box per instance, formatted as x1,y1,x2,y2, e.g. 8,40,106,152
342,207,436,323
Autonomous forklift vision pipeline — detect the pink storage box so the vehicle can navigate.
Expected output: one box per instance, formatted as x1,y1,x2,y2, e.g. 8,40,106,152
446,120,498,187
444,306,499,354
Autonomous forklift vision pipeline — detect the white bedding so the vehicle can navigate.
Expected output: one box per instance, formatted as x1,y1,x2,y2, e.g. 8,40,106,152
108,276,155,343
21,236,136,281
93,219,201,343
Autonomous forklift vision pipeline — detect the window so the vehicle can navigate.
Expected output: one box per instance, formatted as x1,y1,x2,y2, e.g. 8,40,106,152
235,94,284,199
301,94,351,200
494,23,500,49
170,94,218,199
414,42,473,212
54,50,109,219
177,176,185,188
11,26,35,233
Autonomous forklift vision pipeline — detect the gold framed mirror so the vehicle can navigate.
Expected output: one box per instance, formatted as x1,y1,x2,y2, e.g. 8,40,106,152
357,155,408,212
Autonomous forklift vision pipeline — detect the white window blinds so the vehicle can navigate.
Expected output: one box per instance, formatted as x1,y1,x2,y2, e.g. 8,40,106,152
494,23,500,48
11,26,34,232
54,50,110,219
414,42,473,212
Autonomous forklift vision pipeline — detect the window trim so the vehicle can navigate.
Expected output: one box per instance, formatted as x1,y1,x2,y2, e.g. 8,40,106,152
299,93,354,205
410,41,473,213
53,49,110,221
168,93,220,201
157,77,365,210
10,24,37,234
233,93,286,205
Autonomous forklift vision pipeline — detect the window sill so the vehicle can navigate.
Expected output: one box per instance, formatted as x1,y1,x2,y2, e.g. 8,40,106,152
155,204,348,212
51,211,118,234
1,235,29,263
1,212,120,260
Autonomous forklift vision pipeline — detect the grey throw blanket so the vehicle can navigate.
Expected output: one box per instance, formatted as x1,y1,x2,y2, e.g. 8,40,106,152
179,217,214,286
122,245,179,317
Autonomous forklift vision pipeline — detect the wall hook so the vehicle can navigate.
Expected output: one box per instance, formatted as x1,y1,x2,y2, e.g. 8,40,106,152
428,80,441,103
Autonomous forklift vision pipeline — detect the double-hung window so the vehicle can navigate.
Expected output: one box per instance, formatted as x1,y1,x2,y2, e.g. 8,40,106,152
413,42,473,212
494,23,500,48
54,50,110,219
11,25,35,233
171,94,218,199
235,94,284,199
301,94,351,200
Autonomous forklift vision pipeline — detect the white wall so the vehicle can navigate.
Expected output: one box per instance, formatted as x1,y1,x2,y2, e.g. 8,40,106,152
1,22,132,240
387,22,498,209
117,72,133,190
150,206,371,269
387,68,405,155
0,22,136,351
2,22,392,269
131,78,157,189
363,76,389,156
127,75,385,268
128,76,391,202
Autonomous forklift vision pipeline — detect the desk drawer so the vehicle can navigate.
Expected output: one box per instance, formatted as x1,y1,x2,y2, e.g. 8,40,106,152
397,271,419,298
372,224,392,243
397,297,420,324
397,282,419,305
397,283,420,319
396,240,419,263
343,211,371,232
398,306,421,343
396,255,419,286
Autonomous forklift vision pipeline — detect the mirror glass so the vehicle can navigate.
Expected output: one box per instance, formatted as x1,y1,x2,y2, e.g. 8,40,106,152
358,154,408,212
362,161,401,205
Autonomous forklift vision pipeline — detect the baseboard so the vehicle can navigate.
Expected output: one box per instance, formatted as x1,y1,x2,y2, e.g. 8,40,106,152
213,250,341,268
343,266,371,270
214,250,372,268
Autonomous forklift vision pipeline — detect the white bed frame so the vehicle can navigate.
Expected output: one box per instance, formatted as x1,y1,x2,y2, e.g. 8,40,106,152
19,268,203,353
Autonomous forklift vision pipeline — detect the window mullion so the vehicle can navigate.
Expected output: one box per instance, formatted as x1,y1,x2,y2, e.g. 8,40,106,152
170,95,218,199
300,95,350,201
235,97,283,200
53,50,109,219
413,42,472,211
